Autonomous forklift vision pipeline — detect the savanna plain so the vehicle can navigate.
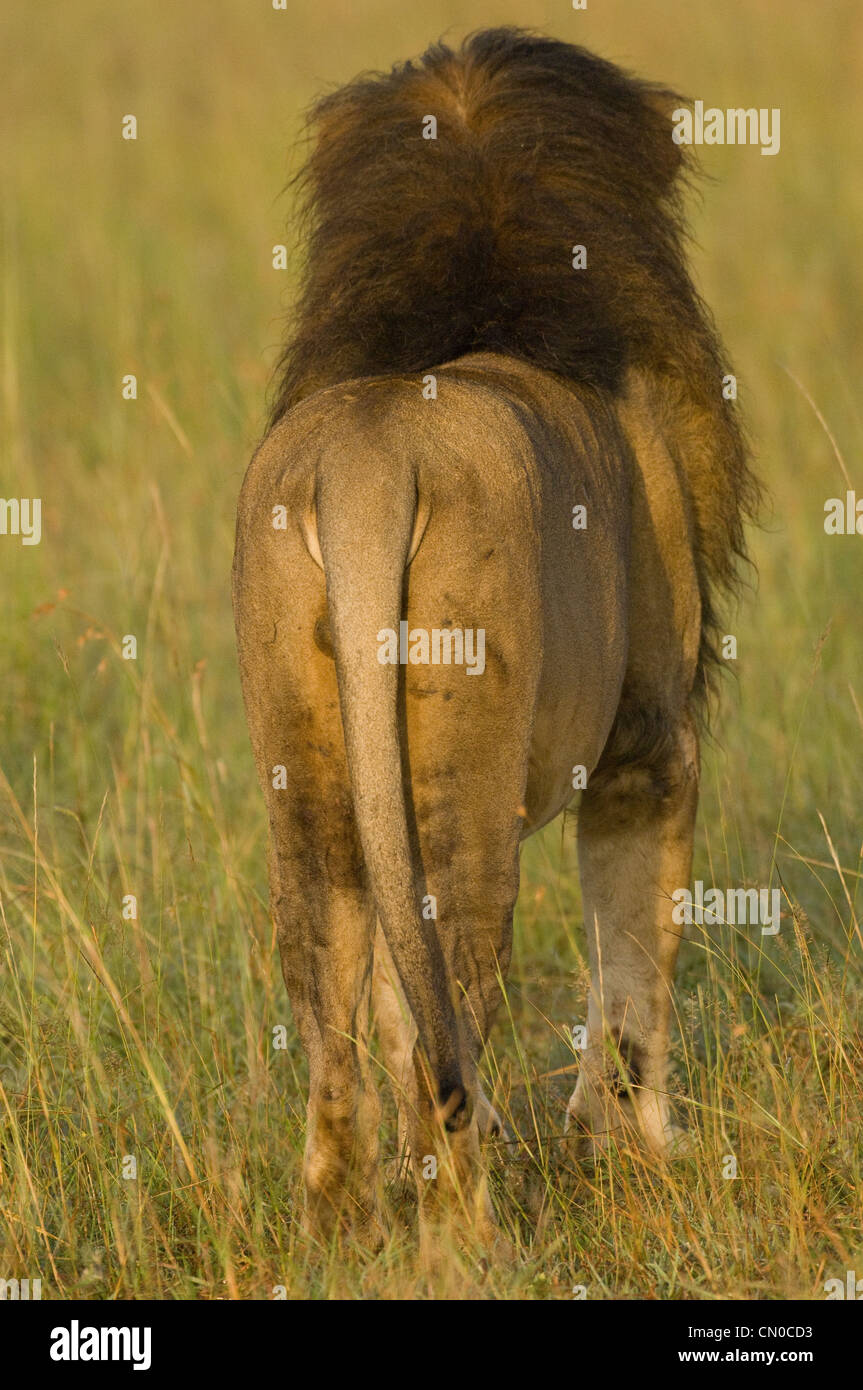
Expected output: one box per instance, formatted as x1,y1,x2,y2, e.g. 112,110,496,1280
1,0,861,1298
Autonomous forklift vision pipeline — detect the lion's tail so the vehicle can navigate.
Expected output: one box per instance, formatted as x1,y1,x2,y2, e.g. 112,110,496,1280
314,456,467,1128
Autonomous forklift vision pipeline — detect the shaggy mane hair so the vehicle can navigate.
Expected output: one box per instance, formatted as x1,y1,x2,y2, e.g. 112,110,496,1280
269,27,759,703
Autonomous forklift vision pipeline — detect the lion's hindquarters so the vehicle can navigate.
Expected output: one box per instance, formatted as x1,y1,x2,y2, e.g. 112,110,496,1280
393,461,541,1239
233,444,385,1240
234,382,553,1237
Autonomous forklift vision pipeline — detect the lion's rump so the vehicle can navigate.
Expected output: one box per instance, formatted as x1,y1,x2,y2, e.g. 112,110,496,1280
270,26,759,704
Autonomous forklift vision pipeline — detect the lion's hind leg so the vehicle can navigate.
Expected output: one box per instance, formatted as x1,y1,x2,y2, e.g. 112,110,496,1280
267,762,385,1250
236,567,384,1247
566,706,698,1158
397,666,534,1263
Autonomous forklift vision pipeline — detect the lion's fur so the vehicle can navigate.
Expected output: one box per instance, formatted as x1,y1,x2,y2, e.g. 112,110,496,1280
269,26,759,700
234,29,760,1246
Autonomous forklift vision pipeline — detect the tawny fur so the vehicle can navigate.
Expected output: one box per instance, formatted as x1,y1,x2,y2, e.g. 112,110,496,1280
270,26,759,697
233,28,758,1252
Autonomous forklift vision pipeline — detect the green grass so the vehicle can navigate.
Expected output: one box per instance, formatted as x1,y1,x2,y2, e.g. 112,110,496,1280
1,0,862,1298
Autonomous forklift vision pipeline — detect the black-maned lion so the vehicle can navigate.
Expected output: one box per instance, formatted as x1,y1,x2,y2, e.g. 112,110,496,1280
232,27,759,1250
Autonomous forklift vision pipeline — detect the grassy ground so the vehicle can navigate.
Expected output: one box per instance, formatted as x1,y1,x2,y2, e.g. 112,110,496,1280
1,0,861,1298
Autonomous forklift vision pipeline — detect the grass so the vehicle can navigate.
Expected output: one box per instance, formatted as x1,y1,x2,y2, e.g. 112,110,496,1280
1,0,862,1298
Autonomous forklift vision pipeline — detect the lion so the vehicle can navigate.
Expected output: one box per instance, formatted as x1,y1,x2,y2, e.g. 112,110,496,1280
232,28,759,1250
